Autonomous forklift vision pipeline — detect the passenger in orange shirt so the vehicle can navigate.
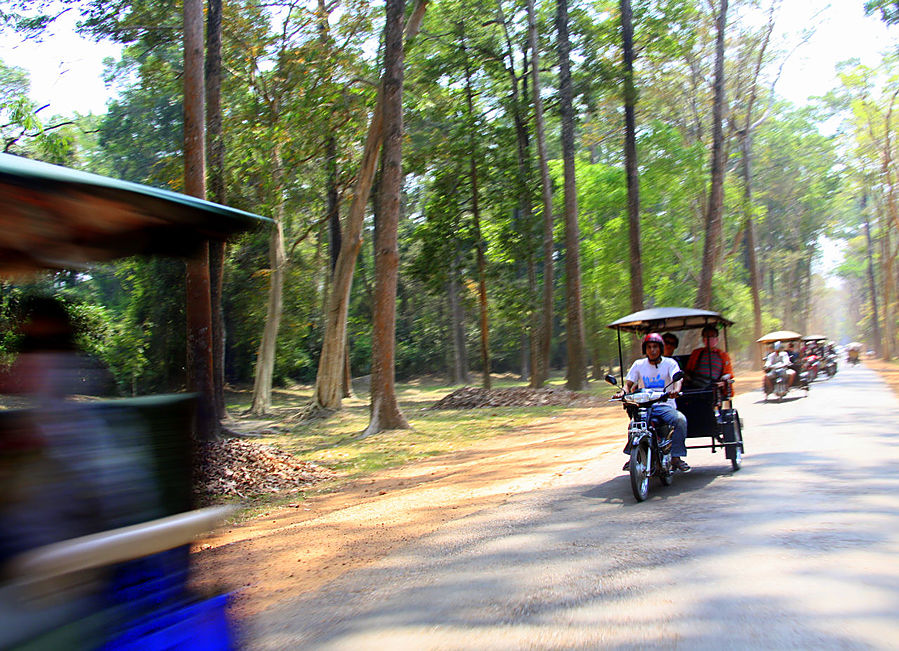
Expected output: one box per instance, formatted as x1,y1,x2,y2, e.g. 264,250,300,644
685,325,734,397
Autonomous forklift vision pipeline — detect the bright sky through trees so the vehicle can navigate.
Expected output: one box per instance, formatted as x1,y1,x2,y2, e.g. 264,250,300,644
0,0,895,117
0,11,119,115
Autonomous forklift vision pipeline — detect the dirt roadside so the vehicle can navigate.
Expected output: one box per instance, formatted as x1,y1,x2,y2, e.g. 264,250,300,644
862,357,899,398
192,376,760,619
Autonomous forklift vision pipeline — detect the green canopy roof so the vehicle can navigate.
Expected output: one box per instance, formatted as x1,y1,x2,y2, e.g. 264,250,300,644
606,307,733,333
0,153,271,274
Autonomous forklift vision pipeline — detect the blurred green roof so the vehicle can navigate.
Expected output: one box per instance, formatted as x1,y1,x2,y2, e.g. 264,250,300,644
0,153,271,274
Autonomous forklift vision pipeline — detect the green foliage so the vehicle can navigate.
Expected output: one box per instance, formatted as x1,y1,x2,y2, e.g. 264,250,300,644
0,59,76,159
2,0,867,395
865,0,899,24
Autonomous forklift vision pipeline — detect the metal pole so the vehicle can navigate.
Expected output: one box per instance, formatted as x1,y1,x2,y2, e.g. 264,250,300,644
617,329,624,385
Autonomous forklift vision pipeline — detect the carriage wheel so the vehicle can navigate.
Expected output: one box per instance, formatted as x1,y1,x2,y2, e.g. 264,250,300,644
629,443,650,502
728,416,743,471
730,441,743,470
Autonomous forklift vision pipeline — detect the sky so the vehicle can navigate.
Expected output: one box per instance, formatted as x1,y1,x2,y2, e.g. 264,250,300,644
0,1,896,117
775,1,895,104
0,11,120,116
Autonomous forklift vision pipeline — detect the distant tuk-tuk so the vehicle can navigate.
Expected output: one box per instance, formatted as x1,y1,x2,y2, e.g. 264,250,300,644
757,330,809,400
0,153,270,649
606,307,744,477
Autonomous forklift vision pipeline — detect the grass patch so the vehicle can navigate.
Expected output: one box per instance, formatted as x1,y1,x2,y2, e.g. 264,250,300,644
224,372,608,488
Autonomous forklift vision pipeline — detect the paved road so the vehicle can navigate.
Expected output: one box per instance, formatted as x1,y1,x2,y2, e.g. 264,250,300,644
249,365,899,649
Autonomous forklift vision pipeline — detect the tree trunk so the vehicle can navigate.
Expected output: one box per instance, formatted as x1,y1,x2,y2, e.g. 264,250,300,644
863,197,882,356
206,0,227,419
250,147,287,415
527,0,554,388
448,253,469,384
364,0,410,437
696,0,728,310
313,0,428,410
556,0,587,390
740,134,763,370
494,3,537,388
620,0,643,316
183,0,215,440
527,255,539,384
881,223,895,360
461,43,491,390
316,1,353,401
737,2,775,370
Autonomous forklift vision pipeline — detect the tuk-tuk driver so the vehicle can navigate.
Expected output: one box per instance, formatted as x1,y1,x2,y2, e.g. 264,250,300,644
764,341,795,391
615,333,690,472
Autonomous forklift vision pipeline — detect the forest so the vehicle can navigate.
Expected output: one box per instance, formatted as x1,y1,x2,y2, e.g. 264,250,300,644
1,0,898,433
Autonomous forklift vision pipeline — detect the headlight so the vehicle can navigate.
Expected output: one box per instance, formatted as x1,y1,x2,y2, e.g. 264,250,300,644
624,390,663,406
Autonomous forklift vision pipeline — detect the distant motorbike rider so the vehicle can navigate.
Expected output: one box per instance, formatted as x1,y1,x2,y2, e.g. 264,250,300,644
764,341,795,393
615,333,690,472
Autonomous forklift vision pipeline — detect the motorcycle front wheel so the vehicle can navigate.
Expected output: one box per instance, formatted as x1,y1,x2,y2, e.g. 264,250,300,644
630,443,651,502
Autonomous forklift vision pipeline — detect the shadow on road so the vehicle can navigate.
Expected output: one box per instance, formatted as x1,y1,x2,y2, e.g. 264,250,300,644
247,363,899,649
581,465,724,504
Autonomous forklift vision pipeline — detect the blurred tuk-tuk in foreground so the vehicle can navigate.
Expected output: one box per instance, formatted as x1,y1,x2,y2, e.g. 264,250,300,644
0,153,269,649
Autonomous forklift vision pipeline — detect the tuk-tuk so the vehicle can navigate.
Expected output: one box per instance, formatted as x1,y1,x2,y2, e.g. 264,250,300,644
801,334,832,380
606,307,744,480
757,330,809,399
0,153,270,649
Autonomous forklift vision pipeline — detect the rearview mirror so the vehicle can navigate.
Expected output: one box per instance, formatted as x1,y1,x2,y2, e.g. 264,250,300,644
604,374,618,386
672,370,684,382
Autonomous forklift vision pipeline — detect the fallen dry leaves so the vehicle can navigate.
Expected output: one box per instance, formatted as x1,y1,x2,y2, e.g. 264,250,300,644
431,386,606,409
194,438,335,502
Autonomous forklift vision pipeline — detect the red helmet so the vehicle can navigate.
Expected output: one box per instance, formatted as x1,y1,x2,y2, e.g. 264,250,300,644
642,332,665,355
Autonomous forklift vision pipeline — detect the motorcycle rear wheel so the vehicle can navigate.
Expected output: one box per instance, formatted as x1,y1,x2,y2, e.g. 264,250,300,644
630,443,650,502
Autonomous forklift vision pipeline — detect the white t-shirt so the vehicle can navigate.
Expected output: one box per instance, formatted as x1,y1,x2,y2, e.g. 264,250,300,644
626,356,681,408
765,351,790,369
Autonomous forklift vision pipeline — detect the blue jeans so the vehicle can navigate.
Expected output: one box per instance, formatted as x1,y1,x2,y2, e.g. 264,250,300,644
651,404,688,457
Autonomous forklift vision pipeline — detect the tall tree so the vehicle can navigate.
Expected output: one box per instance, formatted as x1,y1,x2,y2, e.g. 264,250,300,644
495,0,539,384
365,0,410,436
313,0,428,411
732,0,778,369
183,0,215,438
620,0,643,318
206,0,227,419
696,0,728,310
527,0,554,388
460,26,492,390
862,195,882,356
556,0,587,390
249,143,287,415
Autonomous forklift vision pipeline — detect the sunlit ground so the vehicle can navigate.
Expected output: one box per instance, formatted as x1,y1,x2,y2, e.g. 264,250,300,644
222,371,614,486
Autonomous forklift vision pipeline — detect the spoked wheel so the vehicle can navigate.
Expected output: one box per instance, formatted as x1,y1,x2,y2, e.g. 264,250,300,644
629,443,651,502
